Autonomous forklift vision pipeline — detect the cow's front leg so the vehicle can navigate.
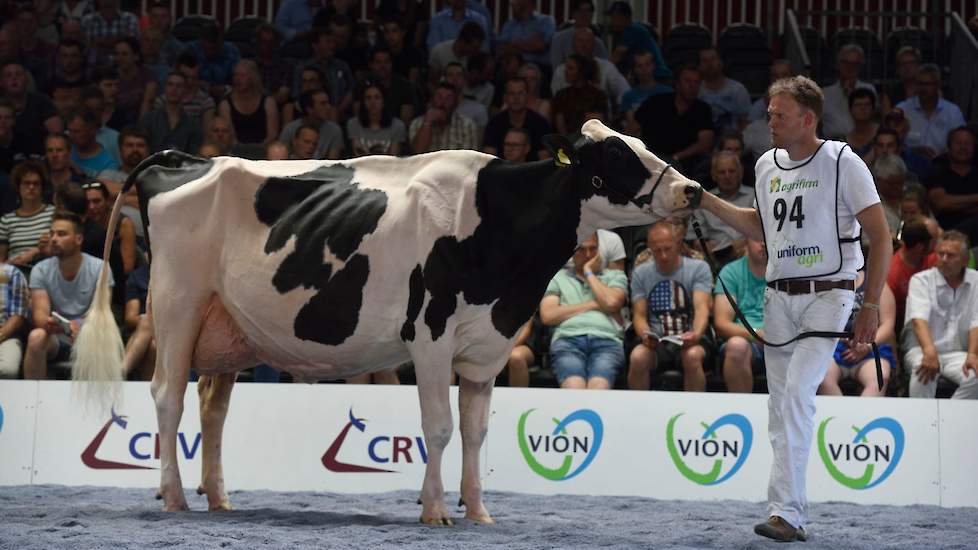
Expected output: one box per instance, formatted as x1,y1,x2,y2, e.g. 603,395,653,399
196,372,236,511
458,375,494,524
414,353,454,525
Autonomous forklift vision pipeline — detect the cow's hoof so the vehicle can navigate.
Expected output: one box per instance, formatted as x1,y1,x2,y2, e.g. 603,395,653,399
420,515,454,526
465,510,495,524
208,501,233,512
196,485,206,495
162,502,190,512
154,489,163,500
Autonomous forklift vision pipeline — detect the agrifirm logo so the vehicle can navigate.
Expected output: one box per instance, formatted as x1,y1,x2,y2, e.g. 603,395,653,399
817,416,905,490
322,407,427,473
769,176,818,193
517,408,603,481
666,413,753,485
83,408,201,469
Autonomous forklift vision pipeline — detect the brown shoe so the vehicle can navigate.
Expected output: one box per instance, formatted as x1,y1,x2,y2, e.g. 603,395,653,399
754,516,806,542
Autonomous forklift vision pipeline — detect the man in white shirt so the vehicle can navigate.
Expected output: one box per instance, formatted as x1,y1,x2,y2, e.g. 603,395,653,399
903,230,978,399
820,44,877,140
697,46,751,131
550,27,629,108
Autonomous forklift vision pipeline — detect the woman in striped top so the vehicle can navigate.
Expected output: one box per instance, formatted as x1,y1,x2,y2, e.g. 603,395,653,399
0,160,55,271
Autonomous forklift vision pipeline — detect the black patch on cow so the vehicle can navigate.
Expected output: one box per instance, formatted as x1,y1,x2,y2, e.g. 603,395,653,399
127,150,215,248
400,264,424,342
421,159,585,340
576,136,652,205
254,164,388,346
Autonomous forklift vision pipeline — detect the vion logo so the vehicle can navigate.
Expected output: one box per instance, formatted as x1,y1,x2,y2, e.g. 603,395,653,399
0,403,4,434
517,408,603,481
667,413,753,485
83,408,201,469
817,416,904,489
322,407,427,473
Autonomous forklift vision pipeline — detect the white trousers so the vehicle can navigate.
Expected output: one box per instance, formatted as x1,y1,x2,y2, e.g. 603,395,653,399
0,338,23,378
763,287,854,529
905,348,978,399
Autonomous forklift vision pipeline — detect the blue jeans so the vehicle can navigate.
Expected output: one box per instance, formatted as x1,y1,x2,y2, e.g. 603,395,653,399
550,335,624,385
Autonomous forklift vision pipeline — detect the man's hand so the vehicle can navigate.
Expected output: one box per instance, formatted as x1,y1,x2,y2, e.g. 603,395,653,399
964,353,978,378
841,340,871,364
916,350,941,384
640,331,658,349
583,253,603,276
680,331,702,348
424,107,447,126
851,308,879,345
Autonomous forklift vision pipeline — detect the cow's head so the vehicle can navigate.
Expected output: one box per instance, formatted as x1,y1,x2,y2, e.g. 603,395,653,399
544,119,700,231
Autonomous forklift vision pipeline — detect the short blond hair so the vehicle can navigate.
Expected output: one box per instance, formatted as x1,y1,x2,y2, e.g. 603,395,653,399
767,75,824,120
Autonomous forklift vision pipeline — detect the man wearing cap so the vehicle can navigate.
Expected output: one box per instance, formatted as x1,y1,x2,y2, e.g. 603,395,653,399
605,1,670,80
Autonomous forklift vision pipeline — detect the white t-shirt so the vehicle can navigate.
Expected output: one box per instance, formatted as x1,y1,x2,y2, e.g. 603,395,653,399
754,140,879,281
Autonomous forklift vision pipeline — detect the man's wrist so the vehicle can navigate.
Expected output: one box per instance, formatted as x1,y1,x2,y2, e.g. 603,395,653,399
584,269,595,278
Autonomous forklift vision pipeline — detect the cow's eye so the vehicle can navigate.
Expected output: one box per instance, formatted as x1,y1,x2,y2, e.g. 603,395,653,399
608,147,622,160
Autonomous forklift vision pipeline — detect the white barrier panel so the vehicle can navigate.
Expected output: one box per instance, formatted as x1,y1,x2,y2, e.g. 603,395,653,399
1,381,975,508
28,382,466,493
0,381,37,486
807,396,941,506
938,399,978,508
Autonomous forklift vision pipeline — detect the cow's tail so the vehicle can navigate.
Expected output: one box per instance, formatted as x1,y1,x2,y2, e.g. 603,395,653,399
71,189,127,411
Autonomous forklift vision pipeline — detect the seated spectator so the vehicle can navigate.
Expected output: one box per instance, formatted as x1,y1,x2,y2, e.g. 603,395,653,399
45,39,88,98
81,86,122,166
901,183,935,222
483,77,551,160
619,50,672,117
84,181,136,307
550,0,609,68
516,63,552,123
896,64,965,160
0,99,18,177
551,27,629,110
141,72,204,154
0,161,55,271
628,221,713,391
496,0,555,71
98,125,151,242
697,46,751,132
464,53,495,108
198,142,221,158
253,23,294,108
0,260,28,378
283,66,327,126
863,125,929,184
630,65,714,174
540,232,627,389
364,47,420,127
153,54,216,134
379,18,424,86
748,59,793,122
139,27,170,91
145,1,183,68
687,151,752,267
409,82,478,153
288,123,319,160
503,315,543,387
443,62,488,132
44,133,86,192
113,36,157,126
274,0,322,42
92,67,129,132
713,237,766,393
821,44,877,140
903,230,978,399
716,130,756,188
605,1,669,79
265,140,289,160
280,90,343,159
428,21,485,90
872,153,910,234
218,60,280,146
881,45,921,113
204,116,237,156
51,80,84,123
500,127,532,162
818,268,897,396
185,21,241,99
2,62,63,158
80,0,139,65
425,0,491,53
25,211,112,379
346,84,406,157
552,54,608,134
328,15,369,80
846,88,879,158
888,217,936,329
15,7,56,85
293,28,354,118
122,262,153,379
926,127,978,237
67,109,119,178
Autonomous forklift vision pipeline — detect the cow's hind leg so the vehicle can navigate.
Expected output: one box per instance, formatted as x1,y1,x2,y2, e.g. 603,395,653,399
413,349,455,525
196,372,236,511
458,375,494,524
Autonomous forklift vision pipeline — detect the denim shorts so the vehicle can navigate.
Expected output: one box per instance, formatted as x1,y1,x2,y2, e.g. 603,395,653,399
550,335,625,384
833,341,895,369
718,339,766,374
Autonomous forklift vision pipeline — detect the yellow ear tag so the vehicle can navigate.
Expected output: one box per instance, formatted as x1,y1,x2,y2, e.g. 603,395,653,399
556,148,572,166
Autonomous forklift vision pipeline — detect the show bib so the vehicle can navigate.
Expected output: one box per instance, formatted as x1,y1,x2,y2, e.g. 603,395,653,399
755,141,860,282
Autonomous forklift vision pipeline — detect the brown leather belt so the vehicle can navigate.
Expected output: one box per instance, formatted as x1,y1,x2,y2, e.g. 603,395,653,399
766,279,855,295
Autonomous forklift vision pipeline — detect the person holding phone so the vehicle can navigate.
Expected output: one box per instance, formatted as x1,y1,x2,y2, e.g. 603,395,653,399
23,211,113,379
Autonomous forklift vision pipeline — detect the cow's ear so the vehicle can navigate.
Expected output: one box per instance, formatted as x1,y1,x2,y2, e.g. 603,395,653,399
543,134,578,167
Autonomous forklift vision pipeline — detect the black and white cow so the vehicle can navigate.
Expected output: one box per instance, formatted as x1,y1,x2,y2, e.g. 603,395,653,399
73,120,699,524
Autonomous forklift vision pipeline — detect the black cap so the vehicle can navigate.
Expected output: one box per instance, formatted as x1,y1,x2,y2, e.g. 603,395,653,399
605,1,632,17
